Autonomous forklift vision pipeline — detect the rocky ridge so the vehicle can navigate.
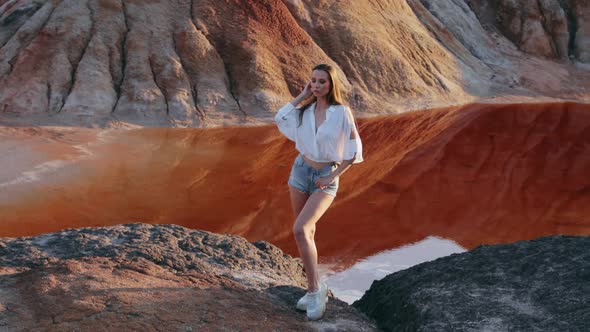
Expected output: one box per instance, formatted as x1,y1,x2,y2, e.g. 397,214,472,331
0,223,377,331
1,224,588,331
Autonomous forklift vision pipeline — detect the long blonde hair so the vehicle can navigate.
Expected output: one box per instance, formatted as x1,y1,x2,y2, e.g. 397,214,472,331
297,64,344,127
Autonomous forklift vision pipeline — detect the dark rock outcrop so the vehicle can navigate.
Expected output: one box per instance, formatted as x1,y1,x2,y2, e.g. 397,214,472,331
354,235,590,331
0,223,378,331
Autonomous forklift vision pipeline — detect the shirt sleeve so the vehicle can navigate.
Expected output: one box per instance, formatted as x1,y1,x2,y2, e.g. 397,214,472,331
274,102,298,142
343,106,364,163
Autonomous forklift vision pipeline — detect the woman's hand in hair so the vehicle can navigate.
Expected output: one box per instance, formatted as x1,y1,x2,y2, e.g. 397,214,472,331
300,81,313,99
292,82,313,106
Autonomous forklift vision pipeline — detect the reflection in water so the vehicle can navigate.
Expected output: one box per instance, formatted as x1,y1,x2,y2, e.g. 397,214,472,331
321,236,466,304
1,102,589,270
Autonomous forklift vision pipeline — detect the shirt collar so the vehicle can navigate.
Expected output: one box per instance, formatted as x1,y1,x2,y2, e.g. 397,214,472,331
312,102,336,113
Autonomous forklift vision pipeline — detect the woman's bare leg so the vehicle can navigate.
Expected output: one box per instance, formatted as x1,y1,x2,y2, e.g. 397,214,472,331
289,186,311,288
291,191,335,292
289,186,309,218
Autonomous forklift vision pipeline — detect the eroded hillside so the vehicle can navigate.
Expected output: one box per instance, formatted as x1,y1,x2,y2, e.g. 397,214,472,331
0,0,588,127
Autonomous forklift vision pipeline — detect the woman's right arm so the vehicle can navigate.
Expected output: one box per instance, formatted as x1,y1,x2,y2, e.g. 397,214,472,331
274,102,297,141
274,83,312,141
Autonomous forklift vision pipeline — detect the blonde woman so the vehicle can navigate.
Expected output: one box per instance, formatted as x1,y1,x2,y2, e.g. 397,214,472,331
274,64,363,320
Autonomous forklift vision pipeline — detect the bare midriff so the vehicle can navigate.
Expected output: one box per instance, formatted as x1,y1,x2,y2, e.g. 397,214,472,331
302,154,336,170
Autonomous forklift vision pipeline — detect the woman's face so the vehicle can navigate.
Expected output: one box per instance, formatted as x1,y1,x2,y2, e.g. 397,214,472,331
311,69,331,99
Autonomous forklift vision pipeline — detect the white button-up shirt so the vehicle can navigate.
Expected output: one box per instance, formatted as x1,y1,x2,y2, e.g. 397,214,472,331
274,102,363,164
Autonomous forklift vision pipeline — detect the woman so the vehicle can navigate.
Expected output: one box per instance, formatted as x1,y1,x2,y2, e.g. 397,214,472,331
274,64,363,320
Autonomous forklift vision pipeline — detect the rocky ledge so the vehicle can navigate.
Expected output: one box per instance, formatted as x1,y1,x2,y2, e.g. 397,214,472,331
0,223,376,331
2,224,588,331
354,235,590,332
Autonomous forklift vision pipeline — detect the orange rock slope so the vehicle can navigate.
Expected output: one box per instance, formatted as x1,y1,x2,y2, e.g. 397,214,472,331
1,102,589,267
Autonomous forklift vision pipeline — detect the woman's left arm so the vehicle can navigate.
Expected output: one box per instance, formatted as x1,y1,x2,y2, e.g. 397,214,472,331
330,158,354,180
316,157,354,190
316,106,363,190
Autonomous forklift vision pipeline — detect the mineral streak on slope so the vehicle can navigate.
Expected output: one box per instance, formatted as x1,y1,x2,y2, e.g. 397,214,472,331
0,102,589,267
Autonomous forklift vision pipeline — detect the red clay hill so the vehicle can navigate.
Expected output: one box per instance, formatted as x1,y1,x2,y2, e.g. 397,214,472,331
0,0,589,127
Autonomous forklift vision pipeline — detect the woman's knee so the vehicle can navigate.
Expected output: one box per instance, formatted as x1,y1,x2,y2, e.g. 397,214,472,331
292,223,314,241
292,224,306,240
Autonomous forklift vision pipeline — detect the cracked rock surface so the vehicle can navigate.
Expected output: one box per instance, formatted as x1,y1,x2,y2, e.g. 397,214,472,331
0,223,378,331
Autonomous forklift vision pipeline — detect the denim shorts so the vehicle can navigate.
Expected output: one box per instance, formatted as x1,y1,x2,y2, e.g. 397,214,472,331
288,154,339,197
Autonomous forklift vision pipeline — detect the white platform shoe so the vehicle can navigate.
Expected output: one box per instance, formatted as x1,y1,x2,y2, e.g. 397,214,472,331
303,281,329,320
